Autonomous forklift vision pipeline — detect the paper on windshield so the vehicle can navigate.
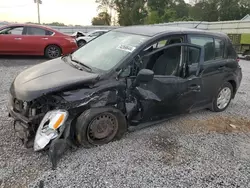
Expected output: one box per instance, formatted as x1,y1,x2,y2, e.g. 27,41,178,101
116,44,136,53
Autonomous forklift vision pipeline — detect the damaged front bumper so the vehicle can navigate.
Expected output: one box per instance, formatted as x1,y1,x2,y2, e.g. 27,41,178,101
9,107,74,169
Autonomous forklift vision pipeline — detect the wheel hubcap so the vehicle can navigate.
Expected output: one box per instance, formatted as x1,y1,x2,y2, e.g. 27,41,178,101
48,47,60,58
88,113,118,144
217,87,231,109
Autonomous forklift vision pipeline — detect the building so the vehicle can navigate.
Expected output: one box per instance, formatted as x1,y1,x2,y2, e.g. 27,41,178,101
241,14,250,21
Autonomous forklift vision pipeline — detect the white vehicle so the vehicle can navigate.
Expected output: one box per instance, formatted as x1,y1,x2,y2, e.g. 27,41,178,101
71,31,86,38
76,30,109,47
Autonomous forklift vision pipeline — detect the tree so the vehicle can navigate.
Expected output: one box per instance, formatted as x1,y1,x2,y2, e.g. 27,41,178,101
92,12,111,25
146,11,162,24
147,0,172,15
96,0,115,24
171,0,189,19
114,0,148,26
188,0,219,21
219,0,241,21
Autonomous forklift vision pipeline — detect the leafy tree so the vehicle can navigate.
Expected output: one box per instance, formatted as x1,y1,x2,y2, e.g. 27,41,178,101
219,0,241,21
92,12,111,25
161,8,177,22
171,0,189,19
147,0,171,15
146,11,162,24
114,0,148,26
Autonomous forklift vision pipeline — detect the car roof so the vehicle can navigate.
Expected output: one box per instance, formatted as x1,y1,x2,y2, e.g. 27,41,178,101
2,23,59,33
113,25,228,38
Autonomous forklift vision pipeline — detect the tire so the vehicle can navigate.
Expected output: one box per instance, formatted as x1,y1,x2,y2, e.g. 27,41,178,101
210,82,233,112
75,107,127,148
246,56,250,61
77,40,86,47
45,45,62,59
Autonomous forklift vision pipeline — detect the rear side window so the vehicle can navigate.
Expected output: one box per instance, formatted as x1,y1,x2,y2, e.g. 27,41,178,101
26,27,53,36
189,36,226,62
190,36,214,61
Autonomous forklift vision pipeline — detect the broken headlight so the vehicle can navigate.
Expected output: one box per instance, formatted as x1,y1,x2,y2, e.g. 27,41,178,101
34,110,68,151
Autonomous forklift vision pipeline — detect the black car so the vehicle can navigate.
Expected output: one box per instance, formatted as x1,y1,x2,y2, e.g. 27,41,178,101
8,25,242,168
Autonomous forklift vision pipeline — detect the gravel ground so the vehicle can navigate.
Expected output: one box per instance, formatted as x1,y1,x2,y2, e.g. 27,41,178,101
0,57,250,188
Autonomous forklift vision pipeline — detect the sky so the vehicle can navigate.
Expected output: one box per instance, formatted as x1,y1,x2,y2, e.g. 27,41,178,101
0,0,190,25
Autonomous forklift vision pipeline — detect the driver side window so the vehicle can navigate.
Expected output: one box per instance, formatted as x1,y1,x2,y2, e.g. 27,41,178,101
139,36,184,77
0,26,24,35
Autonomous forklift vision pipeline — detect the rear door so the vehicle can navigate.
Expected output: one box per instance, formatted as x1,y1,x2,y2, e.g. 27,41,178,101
0,26,25,54
188,35,227,106
22,26,54,55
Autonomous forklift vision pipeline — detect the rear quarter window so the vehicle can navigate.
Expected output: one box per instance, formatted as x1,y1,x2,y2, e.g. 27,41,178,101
214,38,225,59
226,39,237,59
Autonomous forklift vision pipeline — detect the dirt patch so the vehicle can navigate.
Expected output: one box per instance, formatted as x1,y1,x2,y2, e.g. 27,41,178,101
184,116,250,133
149,135,182,165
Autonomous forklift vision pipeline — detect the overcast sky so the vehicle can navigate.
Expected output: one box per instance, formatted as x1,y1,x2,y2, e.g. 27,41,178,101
0,0,190,25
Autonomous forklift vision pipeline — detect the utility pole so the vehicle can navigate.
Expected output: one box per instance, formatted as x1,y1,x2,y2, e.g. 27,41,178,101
34,0,42,24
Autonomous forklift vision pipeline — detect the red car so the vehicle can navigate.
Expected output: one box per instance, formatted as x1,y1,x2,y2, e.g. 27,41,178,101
0,24,78,59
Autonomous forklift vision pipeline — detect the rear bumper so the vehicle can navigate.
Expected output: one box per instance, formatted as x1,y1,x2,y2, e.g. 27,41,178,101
62,45,78,55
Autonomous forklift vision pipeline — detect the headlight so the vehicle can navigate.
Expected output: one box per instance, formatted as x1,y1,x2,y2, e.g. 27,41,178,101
34,110,68,151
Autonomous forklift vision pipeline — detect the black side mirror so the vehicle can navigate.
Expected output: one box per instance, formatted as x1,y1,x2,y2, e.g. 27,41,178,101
135,69,154,86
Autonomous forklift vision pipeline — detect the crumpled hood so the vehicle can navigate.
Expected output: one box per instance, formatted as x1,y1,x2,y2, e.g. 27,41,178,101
11,58,99,101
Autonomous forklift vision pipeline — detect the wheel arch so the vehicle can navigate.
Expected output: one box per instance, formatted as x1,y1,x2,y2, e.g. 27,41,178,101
75,106,127,147
227,79,237,98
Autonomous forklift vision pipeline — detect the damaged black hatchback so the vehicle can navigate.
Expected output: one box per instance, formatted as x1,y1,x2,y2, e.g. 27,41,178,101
8,25,242,168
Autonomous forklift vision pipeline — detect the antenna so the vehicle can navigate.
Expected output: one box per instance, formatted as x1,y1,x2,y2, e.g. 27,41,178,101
194,21,202,28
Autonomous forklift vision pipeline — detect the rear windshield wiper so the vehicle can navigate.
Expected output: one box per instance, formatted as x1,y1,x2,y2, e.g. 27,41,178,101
69,54,92,72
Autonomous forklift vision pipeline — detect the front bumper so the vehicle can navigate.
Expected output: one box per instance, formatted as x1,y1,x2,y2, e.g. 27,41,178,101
9,107,44,147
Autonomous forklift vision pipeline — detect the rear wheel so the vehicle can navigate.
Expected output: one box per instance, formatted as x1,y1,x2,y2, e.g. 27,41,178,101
75,107,127,148
210,82,233,112
45,45,61,59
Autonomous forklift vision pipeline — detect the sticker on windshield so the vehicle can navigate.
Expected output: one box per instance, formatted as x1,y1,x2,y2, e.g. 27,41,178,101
116,44,136,53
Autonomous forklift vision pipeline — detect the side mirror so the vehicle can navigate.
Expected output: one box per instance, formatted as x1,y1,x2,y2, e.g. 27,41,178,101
135,69,154,86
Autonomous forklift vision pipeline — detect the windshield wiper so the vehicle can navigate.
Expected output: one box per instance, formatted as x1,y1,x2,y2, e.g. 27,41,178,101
69,54,92,72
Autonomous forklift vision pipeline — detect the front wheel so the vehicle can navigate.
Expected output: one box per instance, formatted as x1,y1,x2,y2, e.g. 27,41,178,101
75,107,127,148
210,82,233,112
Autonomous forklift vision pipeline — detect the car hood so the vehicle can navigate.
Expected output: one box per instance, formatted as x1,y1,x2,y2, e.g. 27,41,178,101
11,58,99,101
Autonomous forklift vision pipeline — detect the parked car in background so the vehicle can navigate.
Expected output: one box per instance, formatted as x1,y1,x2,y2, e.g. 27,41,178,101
0,24,78,59
76,29,109,47
71,31,86,39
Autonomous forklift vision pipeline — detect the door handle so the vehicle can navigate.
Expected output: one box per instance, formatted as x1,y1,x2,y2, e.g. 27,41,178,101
42,38,48,40
14,38,22,40
188,85,201,92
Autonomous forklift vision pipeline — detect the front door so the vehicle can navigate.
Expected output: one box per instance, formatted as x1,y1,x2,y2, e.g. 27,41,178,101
0,26,25,54
127,43,204,123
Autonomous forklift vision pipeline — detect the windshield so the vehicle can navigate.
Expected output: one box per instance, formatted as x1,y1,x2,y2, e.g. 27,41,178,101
72,31,150,71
